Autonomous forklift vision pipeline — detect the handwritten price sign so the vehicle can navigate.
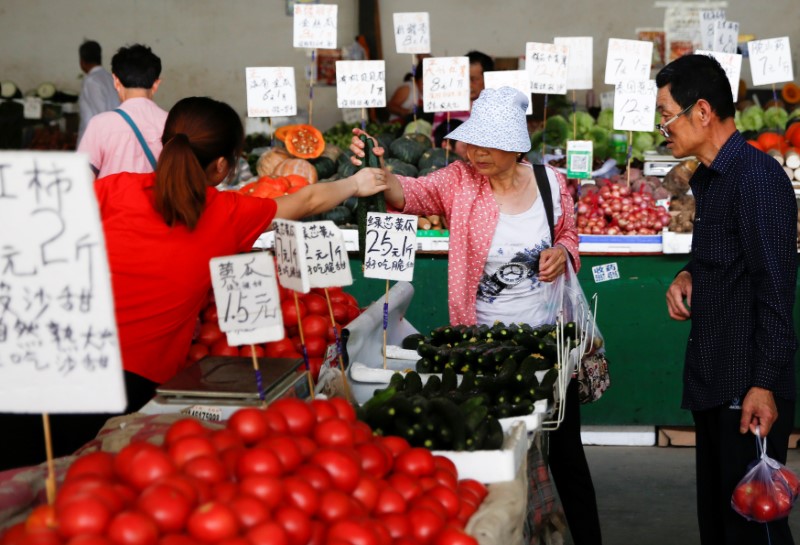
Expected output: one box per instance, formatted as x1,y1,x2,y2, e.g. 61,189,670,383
422,57,470,113
0,152,126,413
335,60,387,108
363,213,417,282
245,67,297,118
604,38,653,84
483,71,532,114
293,3,337,49
525,42,569,95
273,219,310,294
699,9,726,52
613,80,657,132
303,221,353,288
393,12,431,54
714,21,739,54
554,36,594,90
696,50,742,101
748,37,793,86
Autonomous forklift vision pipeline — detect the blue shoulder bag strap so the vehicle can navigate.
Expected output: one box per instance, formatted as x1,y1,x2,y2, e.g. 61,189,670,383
113,109,158,170
533,164,555,244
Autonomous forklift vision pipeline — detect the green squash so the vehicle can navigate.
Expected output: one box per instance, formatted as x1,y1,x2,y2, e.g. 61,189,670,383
310,156,337,180
417,148,460,170
321,206,353,226
337,161,359,178
385,158,418,177
390,135,428,165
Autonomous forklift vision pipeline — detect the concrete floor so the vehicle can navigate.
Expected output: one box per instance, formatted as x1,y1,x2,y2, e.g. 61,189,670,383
558,446,800,545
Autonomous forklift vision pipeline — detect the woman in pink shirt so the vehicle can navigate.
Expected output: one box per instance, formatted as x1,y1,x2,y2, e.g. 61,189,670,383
352,87,602,545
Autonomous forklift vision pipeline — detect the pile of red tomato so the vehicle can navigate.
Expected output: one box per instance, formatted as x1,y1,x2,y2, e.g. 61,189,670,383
189,287,363,380
731,466,800,522
2,398,486,545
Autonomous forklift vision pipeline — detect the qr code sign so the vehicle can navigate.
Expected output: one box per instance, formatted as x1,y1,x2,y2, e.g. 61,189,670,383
592,262,620,283
570,154,590,172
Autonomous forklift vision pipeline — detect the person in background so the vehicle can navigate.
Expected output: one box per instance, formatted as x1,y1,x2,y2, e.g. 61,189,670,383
431,50,494,133
0,96,387,471
78,44,167,179
432,118,467,158
662,54,797,545
387,55,428,124
351,87,602,545
77,40,120,143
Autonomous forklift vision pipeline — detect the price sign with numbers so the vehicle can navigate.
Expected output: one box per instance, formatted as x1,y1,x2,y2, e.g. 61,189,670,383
0,152,126,413
714,21,739,54
566,140,593,179
363,213,418,282
696,50,742,101
302,220,353,288
422,57,470,113
245,67,297,118
273,219,310,294
293,3,337,49
748,37,793,86
209,253,284,345
613,80,657,132
335,60,387,108
393,12,430,54
554,37,593,90
525,42,569,95
698,9,726,52
604,38,653,84
483,71,532,114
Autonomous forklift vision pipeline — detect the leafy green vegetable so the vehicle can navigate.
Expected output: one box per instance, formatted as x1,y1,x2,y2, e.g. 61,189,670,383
763,106,789,130
739,105,765,132
597,109,615,131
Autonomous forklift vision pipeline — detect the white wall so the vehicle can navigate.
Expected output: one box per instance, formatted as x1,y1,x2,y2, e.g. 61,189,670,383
1,0,798,131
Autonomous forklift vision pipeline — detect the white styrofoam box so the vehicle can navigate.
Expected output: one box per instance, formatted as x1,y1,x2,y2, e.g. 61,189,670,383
661,229,692,254
578,234,662,254
433,421,527,484
498,399,548,433
580,425,657,446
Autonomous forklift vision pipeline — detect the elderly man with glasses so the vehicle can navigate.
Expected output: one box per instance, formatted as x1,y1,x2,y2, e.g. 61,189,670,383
660,54,797,545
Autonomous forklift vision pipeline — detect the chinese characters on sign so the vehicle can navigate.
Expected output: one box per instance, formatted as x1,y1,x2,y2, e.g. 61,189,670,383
713,21,739,54
591,263,620,283
273,219,310,294
335,61,387,109
302,221,352,289
422,57,470,113
748,37,794,87
698,9,726,52
525,42,569,95
604,38,653,85
483,71,532,114
393,12,431,54
696,50,742,101
363,213,418,282
245,67,297,118
293,3,337,49
554,36,594,90
613,80,657,132
0,152,125,413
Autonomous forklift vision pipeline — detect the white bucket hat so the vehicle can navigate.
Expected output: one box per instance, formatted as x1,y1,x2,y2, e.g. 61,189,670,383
445,86,531,153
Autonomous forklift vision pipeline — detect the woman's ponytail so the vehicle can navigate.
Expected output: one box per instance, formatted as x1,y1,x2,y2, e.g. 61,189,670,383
154,133,207,230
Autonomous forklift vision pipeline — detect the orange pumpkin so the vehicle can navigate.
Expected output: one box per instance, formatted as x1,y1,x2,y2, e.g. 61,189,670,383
781,83,800,105
756,131,784,152
283,125,325,159
284,174,310,188
256,147,292,176
273,158,318,184
274,124,301,143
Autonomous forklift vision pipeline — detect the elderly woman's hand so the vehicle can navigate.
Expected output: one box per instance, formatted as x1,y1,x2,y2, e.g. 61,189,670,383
538,245,568,282
349,128,386,167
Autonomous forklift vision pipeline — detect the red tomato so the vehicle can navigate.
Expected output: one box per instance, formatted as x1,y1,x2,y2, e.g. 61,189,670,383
186,503,239,543
301,294,328,317
373,486,407,515
236,447,283,479
240,344,265,358
307,357,324,382
433,527,479,545
330,303,349,324
210,482,238,503
281,476,319,516
208,429,243,453
293,335,327,358
229,496,269,530
429,485,461,518
351,421,373,445
246,522,289,545
136,484,193,534
238,476,284,510
750,493,779,522
167,436,216,468
380,513,411,540
458,479,488,502
380,436,411,459
415,497,448,520
182,456,227,485
732,481,764,516
775,467,800,496
118,444,175,491
312,418,355,448
209,339,239,357
262,409,290,435
394,448,435,477
226,408,268,445
164,419,208,447
56,496,112,539
432,468,458,491
257,436,303,473
264,339,295,359
196,323,223,347
273,507,311,545
66,535,114,545
328,398,357,422
158,535,196,545
326,324,343,343
309,448,361,492
293,436,316,459
268,399,315,436
355,443,392,479
346,305,361,323
293,465,333,492
326,520,379,545
365,520,392,545
327,291,349,305
433,456,458,479
106,511,159,545
419,476,439,491
387,473,423,503
280,300,306,328
408,507,446,544
457,500,478,525
351,475,380,513
201,305,218,324
301,314,329,338
310,399,338,423
55,477,122,512
25,505,56,532
0,523,26,545
315,490,353,523
187,343,209,364
65,452,115,482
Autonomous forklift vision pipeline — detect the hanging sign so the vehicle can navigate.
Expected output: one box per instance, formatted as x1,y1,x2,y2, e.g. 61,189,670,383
303,221,353,288
363,213,417,282
714,21,739,54
525,42,569,95
273,219,310,294
748,37,794,86
245,67,297,118
554,37,594,90
695,50,742,101
483,71,532,114
335,60,387,108
604,38,653,85
613,80,657,132
0,152,126,413
393,12,431,54
23,97,43,120
698,9,726,52
293,3,337,49
422,57,470,113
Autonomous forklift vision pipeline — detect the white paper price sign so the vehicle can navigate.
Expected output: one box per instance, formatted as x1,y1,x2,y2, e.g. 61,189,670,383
422,57,470,113
748,37,794,86
613,80,657,132
699,10,726,52
293,3,337,49
393,12,430,54
0,152,125,413
566,140,593,179
23,97,42,120
554,37,594,90
483,71,532,114
714,21,739,54
273,219,310,294
302,221,353,288
335,60,387,108
209,253,284,345
525,42,569,95
604,39,653,84
363,213,417,282
696,50,742,101
245,67,297,118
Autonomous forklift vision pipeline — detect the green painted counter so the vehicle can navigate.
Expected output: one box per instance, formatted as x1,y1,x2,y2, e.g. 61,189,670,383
346,254,800,426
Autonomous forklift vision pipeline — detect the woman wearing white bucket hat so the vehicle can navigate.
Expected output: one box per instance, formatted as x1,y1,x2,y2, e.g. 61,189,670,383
351,86,602,544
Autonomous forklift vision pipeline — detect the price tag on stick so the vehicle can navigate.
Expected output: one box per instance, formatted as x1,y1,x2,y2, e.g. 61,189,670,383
613,80,657,132
554,36,594,90
303,221,353,289
245,67,297,118
748,37,794,86
293,3,337,49
363,213,418,282
696,50,742,101
393,12,431,54
526,42,570,95
484,71,532,114
422,57,470,113
335,60,387,109
273,219,311,294
714,21,739,54
605,38,653,84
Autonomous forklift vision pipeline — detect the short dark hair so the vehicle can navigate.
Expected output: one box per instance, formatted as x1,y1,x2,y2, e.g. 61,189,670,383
111,44,162,89
466,51,494,73
655,54,735,120
79,40,102,65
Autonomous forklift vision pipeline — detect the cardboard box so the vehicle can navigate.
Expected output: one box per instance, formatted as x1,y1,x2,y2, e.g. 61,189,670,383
433,421,528,483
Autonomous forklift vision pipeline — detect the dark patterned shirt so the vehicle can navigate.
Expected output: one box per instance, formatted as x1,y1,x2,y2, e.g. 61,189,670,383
681,131,797,410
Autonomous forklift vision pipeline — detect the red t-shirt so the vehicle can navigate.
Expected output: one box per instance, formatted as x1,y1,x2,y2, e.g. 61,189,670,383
95,172,277,383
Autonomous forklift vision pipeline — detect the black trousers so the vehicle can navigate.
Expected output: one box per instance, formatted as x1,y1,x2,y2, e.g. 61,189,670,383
548,379,603,545
0,371,157,472
693,398,795,545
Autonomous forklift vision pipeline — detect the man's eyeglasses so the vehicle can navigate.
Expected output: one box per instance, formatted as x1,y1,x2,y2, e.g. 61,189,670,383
656,103,695,138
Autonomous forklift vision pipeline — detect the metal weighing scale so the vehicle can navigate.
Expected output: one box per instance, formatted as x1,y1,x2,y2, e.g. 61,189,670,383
643,152,682,178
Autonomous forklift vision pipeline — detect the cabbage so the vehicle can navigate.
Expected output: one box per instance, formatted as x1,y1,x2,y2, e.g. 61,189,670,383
740,105,765,132
597,108,615,131
544,115,569,149
403,119,432,137
790,109,800,121
568,111,595,139
631,132,656,161
763,106,789,130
